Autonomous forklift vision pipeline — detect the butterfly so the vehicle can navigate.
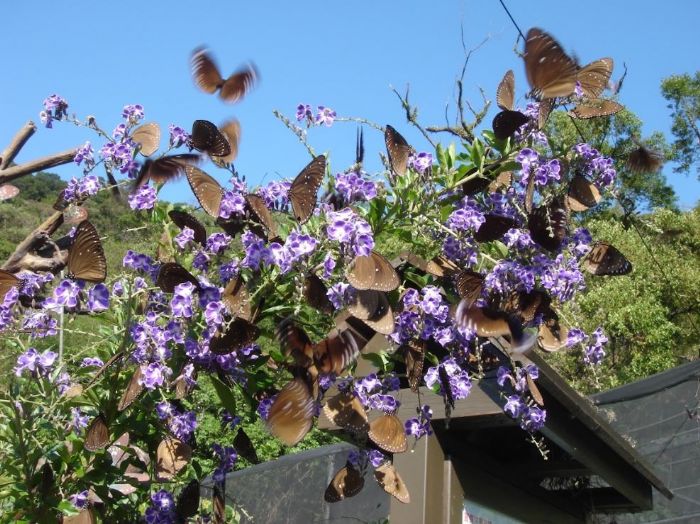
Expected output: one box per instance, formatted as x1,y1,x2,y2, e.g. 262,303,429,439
221,276,251,320
368,413,407,453
214,119,242,165
155,436,192,481
246,193,278,239
492,110,529,140
577,58,614,99
346,251,400,292
627,143,664,173
528,199,569,252
266,375,316,446
66,221,107,283
190,119,232,157
567,175,601,212
156,262,199,293
131,122,161,157
527,373,545,407
191,47,259,103
582,242,632,276
169,209,207,246
322,392,369,434
454,270,484,308
175,479,200,520
0,269,20,299
374,462,410,503
62,508,96,524
233,427,260,464
438,364,455,416
117,366,144,411
84,414,110,451
212,482,226,524
348,290,395,335
474,214,517,243
570,99,624,119
385,125,412,176
0,183,20,201
185,165,224,217
454,302,536,354
496,70,516,111
524,28,578,99
325,463,365,502
425,255,460,277
134,154,200,188
538,310,568,352
209,318,261,354
289,155,326,224
505,289,551,324
403,339,426,392
303,274,334,315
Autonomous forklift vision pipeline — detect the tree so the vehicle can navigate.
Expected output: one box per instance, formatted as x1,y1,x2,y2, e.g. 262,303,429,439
661,72,700,179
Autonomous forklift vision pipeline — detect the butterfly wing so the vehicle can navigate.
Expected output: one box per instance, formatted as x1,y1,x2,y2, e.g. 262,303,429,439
84,414,109,451
454,270,484,308
496,70,515,110
374,462,410,503
474,214,517,243
385,125,412,176
209,318,261,354
0,269,20,299
131,122,161,157
570,99,624,119
191,119,231,157
246,194,278,239
117,366,144,411
217,119,241,164
233,427,260,464
185,165,224,217
168,209,207,246
155,436,192,481
369,414,408,453
191,47,224,93
567,175,601,212
266,377,315,446
303,274,334,314
404,340,426,393
323,392,369,434
577,57,614,99
492,110,529,140
221,276,251,320
583,242,632,276
67,221,107,283
220,63,259,103
369,252,400,292
314,329,360,374
528,199,569,251
156,262,199,293
288,155,326,224
325,464,365,502
524,28,578,99
175,479,200,519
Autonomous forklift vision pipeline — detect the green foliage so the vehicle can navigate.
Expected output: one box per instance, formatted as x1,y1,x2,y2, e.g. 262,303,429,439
661,72,700,178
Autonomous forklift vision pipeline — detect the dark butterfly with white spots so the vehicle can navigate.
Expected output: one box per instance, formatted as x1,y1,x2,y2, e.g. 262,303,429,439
325,463,365,502
374,462,410,504
524,28,578,99
190,119,231,157
385,125,412,176
185,165,224,217
84,413,110,451
156,262,199,293
368,413,407,453
67,221,107,283
583,242,632,276
346,251,400,292
288,155,326,224
323,392,369,434
169,209,207,246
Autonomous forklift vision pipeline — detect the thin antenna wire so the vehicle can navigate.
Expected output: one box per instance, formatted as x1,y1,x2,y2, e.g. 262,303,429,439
497,0,526,40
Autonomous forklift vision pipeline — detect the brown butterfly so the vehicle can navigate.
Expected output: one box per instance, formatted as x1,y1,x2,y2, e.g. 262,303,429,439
526,373,545,407
360,292,395,336
117,366,144,411
496,70,516,111
169,209,207,246
221,276,251,320
524,28,578,99
346,251,400,292
368,413,407,453
528,199,569,251
156,262,199,293
190,119,231,157
325,463,365,502
577,58,614,99
303,274,334,315
438,364,455,416
505,289,550,324
474,214,517,243
582,242,632,276
454,270,484,308
289,155,326,224
538,98,555,129
492,110,529,140
374,462,410,503
567,175,601,212
425,255,460,277
209,318,261,354
246,193,278,239
67,221,107,283
233,427,260,464
0,183,20,201
133,154,200,188
186,165,224,217
212,482,226,524
570,99,624,119
313,329,361,375
155,436,192,481
131,122,161,157
266,376,315,446
63,508,96,524
627,143,664,173
276,318,314,367
537,311,568,352
385,125,412,176
403,339,426,392
84,414,110,452
454,303,535,354
0,269,20,299
216,119,241,164
322,392,369,434
191,47,259,104
175,479,200,520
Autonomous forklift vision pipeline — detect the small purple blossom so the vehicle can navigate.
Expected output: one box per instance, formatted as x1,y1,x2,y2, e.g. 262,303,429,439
219,190,246,219
74,142,95,171
296,103,313,124
87,284,109,312
40,94,68,127
168,124,190,148
69,490,89,510
122,103,145,123
409,152,433,174
71,408,90,434
335,171,378,202
315,105,336,127
128,184,157,210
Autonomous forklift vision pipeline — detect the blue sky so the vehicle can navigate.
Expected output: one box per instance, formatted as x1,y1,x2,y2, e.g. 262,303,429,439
2,0,698,209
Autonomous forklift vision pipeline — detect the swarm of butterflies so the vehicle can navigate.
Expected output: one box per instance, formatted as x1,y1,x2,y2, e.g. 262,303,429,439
0,29,650,522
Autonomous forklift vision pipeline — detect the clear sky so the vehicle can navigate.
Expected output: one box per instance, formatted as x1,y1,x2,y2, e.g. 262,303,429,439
1,0,698,209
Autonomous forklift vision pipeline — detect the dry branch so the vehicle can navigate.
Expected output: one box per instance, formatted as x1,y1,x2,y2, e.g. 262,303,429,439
2,212,65,272
0,148,78,184
0,121,37,170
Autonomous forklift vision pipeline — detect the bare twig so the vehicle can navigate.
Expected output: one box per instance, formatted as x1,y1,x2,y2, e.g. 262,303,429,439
0,148,78,184
272,110,316,157
390,85,437,148
334,116,384,132
0,121,37,170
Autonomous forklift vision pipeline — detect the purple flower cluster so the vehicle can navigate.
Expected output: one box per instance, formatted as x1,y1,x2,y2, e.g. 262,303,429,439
296,103,336,127
69,490,89,510
74,141,95,172
100,140,139,178
447,198,485,232
327,282,353,310
21,311,58,338
62,175,101,203
583,327,608,365
0,287,20,330
409,152,433,174
348,448,385,469
425,358,472,401
571,143,617,187
14,348,58,378
405,404,433,439
206,233,232,255
174,226,195,251
144,489,176,524
155,401,197,442
325,208,374,256
212,444,237,482
168,124,190,148
43,279,83,310
516,148,561,187
257,180,291,210
498,365,547,433
128,184,157,210
71,407,89,433
122,104,145,124
87,284,110,312
269,231,319,273
40,94,68,128
335,171,378,202
219,190,246,219
540,254,586,302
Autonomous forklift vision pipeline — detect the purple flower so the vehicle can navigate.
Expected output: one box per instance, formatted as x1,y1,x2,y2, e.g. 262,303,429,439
21,311,58,338
206,232,232,255
69,490,89,510
43,279,82,310
14,348,57,377
40,94,68,127
504,395,525,418
257,180,291,210
335,171,378,202
296,103,313,123
447,201,486,232
583,327,608,365
81,357,104,368
128,184,157,210
204,301,225,328
405,404,433,439
520,406,547,432
325,208,374,256
409,152,433,174
71,408,89,434
144,489,176,524
257,397,274,421
140,363,168,390
219,191,246,219
87,284,109,312
174,226,195,250
368,449,386,468
315,105,336,127
156,401,175,420
168,124,190,148
327,282,353,310
212,444,237,482
122,103,145,123
74,142,95,171
169,410,197,442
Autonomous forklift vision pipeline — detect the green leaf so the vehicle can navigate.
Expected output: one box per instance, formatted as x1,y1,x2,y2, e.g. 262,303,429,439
210,376,237,416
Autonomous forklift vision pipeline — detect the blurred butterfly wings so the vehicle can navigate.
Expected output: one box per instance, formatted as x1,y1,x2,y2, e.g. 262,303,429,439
191,47,259,103
314,329,361,374
538,311,568,352
454,303,535,354
233,427,260,464
403,340,426,392
267,376,315,446
627,143,664,173
524,28,578,99
217,119,241,164
134,154,200,188
325,463,365,502
385,125,412,176
67,220,107,283
303,274,334,314
454,270,484,308
289,155,326,224
222,276,251,320
374,462,410,503
571,99,624,119
209,318,261,354
577,58,614,99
